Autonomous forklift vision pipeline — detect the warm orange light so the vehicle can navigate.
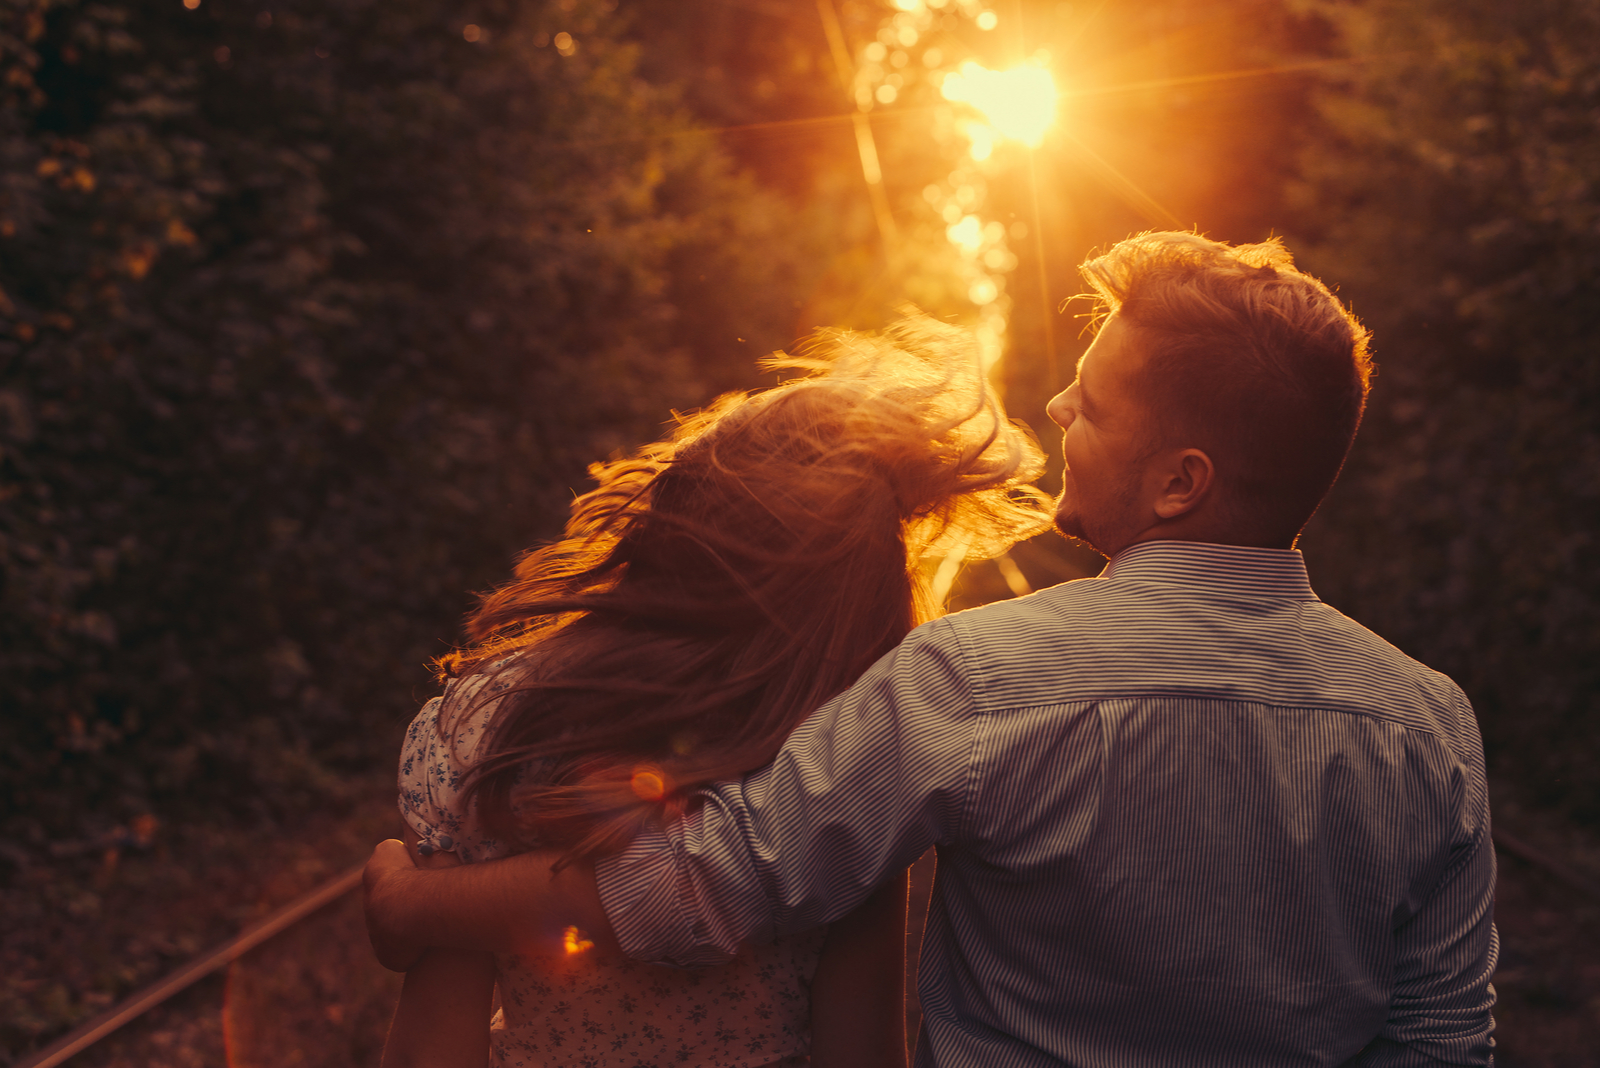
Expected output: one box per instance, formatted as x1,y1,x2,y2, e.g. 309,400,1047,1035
941,62,1058,148
630,768,667,802
563,925,595,955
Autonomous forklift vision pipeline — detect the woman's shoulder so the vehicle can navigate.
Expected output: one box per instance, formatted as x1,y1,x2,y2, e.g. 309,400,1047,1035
396,655,529,864
441,650,531,712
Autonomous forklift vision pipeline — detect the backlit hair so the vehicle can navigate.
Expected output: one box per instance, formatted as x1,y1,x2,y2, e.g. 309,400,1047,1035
1080,231,1373,543
439,315,1051,863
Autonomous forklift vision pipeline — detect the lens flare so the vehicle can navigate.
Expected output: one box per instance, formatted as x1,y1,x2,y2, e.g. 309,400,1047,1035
563,925,595,955
630,767,667,802
940,62,1058,146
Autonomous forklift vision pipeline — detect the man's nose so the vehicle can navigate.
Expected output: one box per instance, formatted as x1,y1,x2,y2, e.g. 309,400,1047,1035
1046,390,1074,429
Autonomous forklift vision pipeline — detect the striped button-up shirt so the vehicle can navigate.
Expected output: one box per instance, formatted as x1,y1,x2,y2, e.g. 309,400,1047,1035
595,541,1498,1067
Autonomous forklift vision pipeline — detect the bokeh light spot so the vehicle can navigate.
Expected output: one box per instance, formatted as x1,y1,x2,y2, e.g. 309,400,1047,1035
946,214,983,254
975,10,998,30
463,24,482,42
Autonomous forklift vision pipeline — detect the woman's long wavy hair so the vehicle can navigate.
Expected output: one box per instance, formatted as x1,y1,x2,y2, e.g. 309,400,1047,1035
439,315,1051,865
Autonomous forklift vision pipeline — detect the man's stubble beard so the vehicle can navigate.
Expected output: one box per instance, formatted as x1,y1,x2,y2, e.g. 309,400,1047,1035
1052,472,1146,560
1052,495,1109,559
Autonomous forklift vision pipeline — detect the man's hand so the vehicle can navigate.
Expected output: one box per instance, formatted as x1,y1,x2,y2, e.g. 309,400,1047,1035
365,838,426,972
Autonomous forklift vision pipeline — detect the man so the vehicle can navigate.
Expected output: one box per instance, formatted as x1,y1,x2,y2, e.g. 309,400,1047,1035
366,232,1497,1066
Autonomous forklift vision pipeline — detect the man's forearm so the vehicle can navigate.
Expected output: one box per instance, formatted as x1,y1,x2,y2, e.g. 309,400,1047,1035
366,841,619,967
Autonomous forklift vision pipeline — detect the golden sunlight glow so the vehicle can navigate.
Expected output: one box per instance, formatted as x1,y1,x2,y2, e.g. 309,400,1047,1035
940,62,1058,147
563,925,595,955
964,121,995,162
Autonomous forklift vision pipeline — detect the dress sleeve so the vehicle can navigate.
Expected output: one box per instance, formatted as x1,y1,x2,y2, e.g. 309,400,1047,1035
595,618,981,968
396,675,507,865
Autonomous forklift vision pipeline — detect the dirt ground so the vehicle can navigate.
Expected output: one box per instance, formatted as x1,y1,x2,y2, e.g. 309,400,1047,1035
1484,799,1600,1065
1,776,406,1068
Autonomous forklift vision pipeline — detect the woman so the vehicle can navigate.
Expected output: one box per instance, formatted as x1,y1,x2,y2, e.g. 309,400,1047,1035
382,317,1050,1067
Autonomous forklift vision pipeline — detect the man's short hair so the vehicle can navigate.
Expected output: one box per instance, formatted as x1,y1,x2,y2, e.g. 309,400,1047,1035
1080,231,1374,543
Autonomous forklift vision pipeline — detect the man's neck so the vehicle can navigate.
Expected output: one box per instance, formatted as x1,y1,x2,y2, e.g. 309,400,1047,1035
1121,525,1295,554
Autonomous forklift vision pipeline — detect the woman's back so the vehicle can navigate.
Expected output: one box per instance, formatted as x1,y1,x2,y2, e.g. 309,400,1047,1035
401,666,825,1067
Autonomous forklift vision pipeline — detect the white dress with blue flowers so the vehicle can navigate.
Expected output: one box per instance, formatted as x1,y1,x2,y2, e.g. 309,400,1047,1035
398,664,824,1068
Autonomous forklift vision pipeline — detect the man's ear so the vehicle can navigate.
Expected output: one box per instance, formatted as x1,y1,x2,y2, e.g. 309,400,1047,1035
1152,448,1216,520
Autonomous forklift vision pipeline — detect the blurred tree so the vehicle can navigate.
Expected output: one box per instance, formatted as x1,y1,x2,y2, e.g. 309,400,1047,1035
1291,0,1600,820
0,0,825,855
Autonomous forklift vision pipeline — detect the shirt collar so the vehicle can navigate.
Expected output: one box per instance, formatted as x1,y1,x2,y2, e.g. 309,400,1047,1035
1099,540,1318,602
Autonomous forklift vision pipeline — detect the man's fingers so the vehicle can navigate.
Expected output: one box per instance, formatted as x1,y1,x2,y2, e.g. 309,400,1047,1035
372,837,415,871
364,839,424,972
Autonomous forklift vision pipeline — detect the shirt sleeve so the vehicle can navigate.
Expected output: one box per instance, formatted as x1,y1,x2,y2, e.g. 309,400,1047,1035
1361,690,1499,1067
595,617,980,968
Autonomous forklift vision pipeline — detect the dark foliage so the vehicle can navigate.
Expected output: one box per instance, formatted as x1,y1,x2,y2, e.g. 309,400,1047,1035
1292,0,1600,821
0,0,826,857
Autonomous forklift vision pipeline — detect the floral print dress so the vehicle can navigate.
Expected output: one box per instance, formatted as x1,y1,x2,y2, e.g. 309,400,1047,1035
398,664,825,1068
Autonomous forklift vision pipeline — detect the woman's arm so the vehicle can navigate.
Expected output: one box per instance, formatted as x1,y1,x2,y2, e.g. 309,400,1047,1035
809,866,909,1068
380,838,498,1068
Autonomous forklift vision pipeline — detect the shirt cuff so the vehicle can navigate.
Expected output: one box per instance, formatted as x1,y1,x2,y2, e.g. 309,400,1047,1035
595,824,737,969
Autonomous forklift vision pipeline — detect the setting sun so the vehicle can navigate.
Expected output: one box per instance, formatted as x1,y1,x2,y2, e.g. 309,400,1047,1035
940,62,1058,147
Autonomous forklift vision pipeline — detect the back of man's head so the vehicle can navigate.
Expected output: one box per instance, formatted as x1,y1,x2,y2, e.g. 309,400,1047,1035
1081,231,1373,546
